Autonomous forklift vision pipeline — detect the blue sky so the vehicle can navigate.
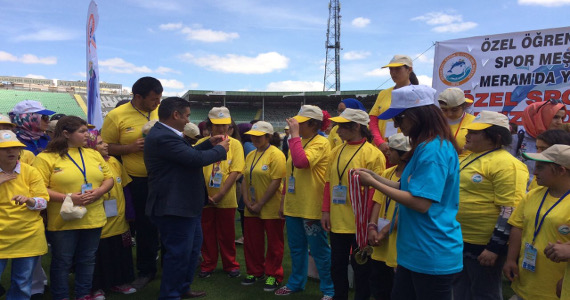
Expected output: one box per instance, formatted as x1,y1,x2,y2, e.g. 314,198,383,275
1,0,569,96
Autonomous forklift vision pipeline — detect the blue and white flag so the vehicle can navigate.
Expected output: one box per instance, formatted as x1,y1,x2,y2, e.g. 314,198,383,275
86,0,102,128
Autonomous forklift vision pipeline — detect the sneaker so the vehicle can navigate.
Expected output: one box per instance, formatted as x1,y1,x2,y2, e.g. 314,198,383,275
235,236,244,244
263,276,280,292
92,289,105,300
198,270,213,278
274,286,294,296
131,275,153,290
321,296,333,300
241,274,264,286
227,269,241,278
111,284,137,294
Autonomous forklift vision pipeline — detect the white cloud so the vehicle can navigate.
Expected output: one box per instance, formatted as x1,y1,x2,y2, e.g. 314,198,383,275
75,71,87,78
415,53,434,64
518,0,570,6
343,51,371,60
162,90,185,97
0,51,56,64
351,17,371,28
155,66,181,74
99,58,152,74
159,23,183,30
25,74,46,79
433,22,478,33
417,75,433,86
266,80,322,92
364,68,390,77
180,27,239,42
14,28,77,42
412,12,477,33
158,79,185,89
188,82,199,89
180,52,289,74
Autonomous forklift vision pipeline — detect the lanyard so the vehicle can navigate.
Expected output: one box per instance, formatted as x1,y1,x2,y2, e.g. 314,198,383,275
336,142,366,185
460,148,500,171
131,101,150,121
533,189,570,244
66,148,88,184
249,144,270,184
290,134,318,175
384,170,400,219
453,113,465,139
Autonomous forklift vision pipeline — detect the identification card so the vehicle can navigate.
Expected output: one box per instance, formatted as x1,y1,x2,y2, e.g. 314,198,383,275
249,186,256,203
81,183,93,194
377,218,390,232
287,176,295,193
332,185,347,204
522,242,537,272
209,172,223,188
104,199,118,217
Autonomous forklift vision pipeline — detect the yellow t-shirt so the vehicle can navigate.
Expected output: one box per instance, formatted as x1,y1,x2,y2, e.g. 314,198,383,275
101,102,159,177
562,263,570,300
284,135,331,220
198,136,245,208
33,148,113,231
370,166,399,267
243,145,286,219
508,187,570,300
0,163,49,258
457,149,528,245
528,177,539,191
101,157,132,239
449,113,476,159
327,141,386,233
368,87,394,139
20,149,36,165
327,125,342,150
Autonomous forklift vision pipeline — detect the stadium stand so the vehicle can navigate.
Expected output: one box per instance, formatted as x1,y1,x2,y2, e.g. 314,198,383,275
0,90,86,118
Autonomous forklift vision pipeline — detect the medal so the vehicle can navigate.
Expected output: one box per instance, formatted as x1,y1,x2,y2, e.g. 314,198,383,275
348,169,373,265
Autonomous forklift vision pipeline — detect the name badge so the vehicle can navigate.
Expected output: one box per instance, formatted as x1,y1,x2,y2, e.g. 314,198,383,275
287,176,295,193
209,172,223,188
522,242,537,272
81,183,93,194
377,218,390,232
249,186,256,203
104,199,118,217
332,185,347,204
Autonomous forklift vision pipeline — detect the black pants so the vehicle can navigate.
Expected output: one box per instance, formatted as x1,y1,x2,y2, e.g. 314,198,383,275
330,232,371,300
130,176,159,277
391,266,456,300
369,259,394,300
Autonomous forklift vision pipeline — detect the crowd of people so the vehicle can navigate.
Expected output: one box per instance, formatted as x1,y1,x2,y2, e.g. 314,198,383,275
1,54,570,300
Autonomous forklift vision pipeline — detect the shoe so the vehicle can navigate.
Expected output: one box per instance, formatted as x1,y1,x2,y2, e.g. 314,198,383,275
235,236,244,244
131,275,153,290
227,269,240,278
92,290,105,300
274,286,294,296
111,284,137,294
321,296,333,300
241,274,264,285
197,270,213,278
182,290,206,298
263,276,280,292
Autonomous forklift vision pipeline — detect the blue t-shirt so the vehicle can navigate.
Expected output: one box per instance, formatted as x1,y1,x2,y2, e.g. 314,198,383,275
19,134,50,155
397,136,463,275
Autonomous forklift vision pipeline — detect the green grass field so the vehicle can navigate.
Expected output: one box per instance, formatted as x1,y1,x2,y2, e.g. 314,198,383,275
1,217,515,299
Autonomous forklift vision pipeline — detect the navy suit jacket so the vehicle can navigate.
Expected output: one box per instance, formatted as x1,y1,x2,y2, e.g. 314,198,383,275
144,122,227,218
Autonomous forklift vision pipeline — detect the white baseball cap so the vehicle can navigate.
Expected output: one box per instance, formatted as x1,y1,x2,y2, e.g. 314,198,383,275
11,100,56,115
438,88,473,107
329,108,369,126
388,133,411,152
378,85,437,120
245,121,274,136
523,144,570,169
293,105,324,122
183,122,200,139
208,107,232,125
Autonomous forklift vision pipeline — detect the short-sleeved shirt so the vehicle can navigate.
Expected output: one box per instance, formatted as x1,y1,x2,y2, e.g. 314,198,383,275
458,149,529,245
449,113,476,159
0,163,49,258
34,148,113,231
243,145,286,219
397,137,463,275
369,87,394,139
198,136,245,208
284,135,331,220
508,187,570,300
101,157,132,239
326,141,386,233
327,125,342,150
561,264,570,300
101,102,159,177
20,149,36,165
370,166,399,267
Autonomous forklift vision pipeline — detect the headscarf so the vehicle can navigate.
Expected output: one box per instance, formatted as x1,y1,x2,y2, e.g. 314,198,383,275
9,113,45,141
522,101,565,138
341,98,367,112
86,129,109,160
198,121,208,137
237,123,252,143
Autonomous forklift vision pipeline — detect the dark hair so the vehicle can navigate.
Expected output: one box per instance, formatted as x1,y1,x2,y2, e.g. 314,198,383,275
402,105,461,159
268,133,281,148
158,97,190,121
482,125,513,147
45,116,88,157
306,119,323,133
238,123,252,144
338,122,373,143
536,129,570,146
115,100,129,108
402,66,419,85
50,113,66,121
229,120,241,142
132,77,163,99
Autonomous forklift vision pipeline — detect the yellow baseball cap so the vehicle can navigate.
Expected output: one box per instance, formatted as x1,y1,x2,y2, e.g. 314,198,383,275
523,144,570,169
437,88,473,107
0,114,16,128
329,108,370,126
382,54,413,68
245,121,274,136
462,111,510,131
292,105,324,123
208,107,232,125
0,130,25,148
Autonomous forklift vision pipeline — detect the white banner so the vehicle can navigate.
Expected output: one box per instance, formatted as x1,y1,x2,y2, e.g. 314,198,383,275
433,26,570,124
87,0,102,128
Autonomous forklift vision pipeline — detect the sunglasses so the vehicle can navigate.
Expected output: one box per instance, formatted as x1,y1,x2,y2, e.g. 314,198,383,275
41,115,50,122
537,99,564,112
392,114,406,126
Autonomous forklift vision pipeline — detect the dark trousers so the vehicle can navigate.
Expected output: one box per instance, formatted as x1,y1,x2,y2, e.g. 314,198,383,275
151,214,202,300
130,176,159,277
330,232,371,300
391,266,456,300
452,255,505,300
369,259,394,300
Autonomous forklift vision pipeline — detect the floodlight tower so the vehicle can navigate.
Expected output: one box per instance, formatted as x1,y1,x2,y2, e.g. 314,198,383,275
323,0,341,91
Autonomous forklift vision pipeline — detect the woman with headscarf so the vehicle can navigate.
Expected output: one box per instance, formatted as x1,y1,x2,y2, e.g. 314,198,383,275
328,98,368,149
9,100,56,155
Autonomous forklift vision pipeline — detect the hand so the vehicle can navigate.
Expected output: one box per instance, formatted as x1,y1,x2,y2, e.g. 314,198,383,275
321,212,331,232
209,192,224,205
70,193,84,205
286,118,300,138
354,170,376,187
0,173,17,185
368,230,380,246
12,195,34,207
218,138,230,152
130,138,145,152
378,142,389,154
478,249,498,266
249,202,262,214
544,241,570,262
210,135,226,145
502,259,519,281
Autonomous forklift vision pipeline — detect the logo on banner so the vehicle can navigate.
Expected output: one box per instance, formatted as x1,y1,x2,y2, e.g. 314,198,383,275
439,52,477,86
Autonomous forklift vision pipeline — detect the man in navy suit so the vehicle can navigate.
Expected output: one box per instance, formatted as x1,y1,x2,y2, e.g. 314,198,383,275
145,97,229,299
